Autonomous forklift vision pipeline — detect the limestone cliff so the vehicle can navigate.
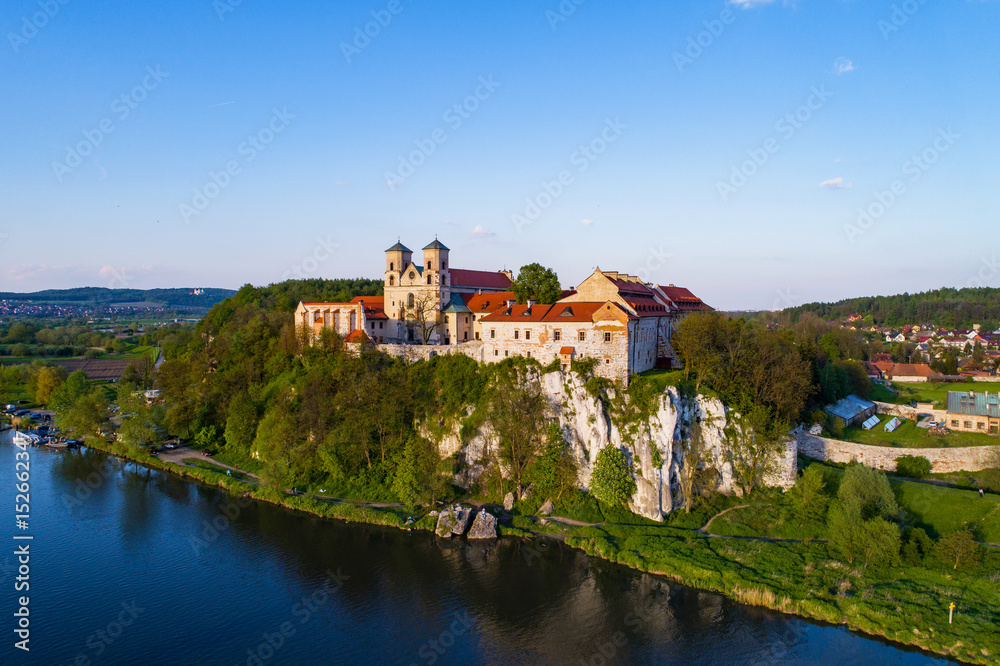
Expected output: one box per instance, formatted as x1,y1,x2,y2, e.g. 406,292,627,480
428,369,796,521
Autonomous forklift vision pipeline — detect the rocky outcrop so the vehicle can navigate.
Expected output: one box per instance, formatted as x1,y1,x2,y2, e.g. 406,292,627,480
431,370,797,522
467,510,498,539
435,506,473,538
539,499,554,516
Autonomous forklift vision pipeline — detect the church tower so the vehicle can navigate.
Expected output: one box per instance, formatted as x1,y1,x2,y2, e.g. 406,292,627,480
385,241,412,288
422,238,451,303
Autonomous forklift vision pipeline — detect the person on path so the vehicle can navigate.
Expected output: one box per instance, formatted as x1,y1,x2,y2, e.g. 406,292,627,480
980,488,986,498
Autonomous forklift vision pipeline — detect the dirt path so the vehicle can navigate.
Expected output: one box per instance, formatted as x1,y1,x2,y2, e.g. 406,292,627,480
157,446,260,480
698,504,751,533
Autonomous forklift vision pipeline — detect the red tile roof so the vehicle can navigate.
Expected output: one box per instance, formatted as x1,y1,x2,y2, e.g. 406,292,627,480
624,297,668,317
480,304,554,323
344,329,371,344
657,285,713,312
480,302,633,323
559,346,575,355
466,291,515,313
449,269,512,290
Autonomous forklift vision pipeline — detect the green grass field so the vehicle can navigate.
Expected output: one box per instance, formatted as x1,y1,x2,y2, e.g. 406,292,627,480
839,414,998,448
879,381,976,409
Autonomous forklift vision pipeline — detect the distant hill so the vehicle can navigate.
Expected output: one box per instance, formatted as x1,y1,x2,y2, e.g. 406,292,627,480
0,287,237,309
781,287,1000,330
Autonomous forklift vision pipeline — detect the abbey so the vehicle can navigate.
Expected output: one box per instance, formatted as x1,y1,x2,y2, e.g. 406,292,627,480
296,239,711,382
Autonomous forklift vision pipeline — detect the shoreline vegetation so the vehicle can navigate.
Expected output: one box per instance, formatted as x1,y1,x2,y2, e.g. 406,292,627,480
73,437,998,665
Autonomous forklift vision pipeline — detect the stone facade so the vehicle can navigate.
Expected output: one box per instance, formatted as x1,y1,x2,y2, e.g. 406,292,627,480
795,428,999,474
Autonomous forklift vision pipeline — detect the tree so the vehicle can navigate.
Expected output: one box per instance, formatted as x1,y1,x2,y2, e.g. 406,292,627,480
485,365,548,494
511,263,561,304
677,419,715,513
788,465,829,525
672,312,722,387
934,528,982,570
838,465,899,521
392,439,423,510
901,527,934,566
527,422,578,501
895,455,931,479
116,384,157,456
404,292,444,345
224,392,258,453
29,365,66,405
590,446,636,507
723,403,787,497
828,504,900,569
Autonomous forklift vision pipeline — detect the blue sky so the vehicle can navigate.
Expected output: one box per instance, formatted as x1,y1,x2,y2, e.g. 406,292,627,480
1,0,998,310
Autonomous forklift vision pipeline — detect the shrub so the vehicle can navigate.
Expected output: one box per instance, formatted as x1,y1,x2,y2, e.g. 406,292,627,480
838,464,898,521
934,528,982,570
901,527,934,566
788,466,829,525
895,455,932,479
590,446,636,507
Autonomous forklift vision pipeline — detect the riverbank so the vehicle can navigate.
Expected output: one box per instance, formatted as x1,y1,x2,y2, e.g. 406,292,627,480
73,439,996,665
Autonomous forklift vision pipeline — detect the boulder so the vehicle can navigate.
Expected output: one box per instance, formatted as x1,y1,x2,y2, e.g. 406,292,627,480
503,492,514,511
467,510,498,540
539,499,554,516
520,483,535,501
428,510,439,517
435,506,473,538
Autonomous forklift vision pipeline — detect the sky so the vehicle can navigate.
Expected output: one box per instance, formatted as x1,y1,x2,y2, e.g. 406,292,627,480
1,0,998,310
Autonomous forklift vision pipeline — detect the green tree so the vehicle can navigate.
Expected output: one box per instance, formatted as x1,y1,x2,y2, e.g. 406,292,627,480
837,464,899,521
590,446,636,507
224,392,259,453
485,365,548,494
895,455,932,479
723,403,787,497
901,527,934,566
116,384,157,456
788,465,829,525
828,504,900,569
29,365,65,405
934,528,982,570
526,422,578,501
677,419,715,513
510,263,562,304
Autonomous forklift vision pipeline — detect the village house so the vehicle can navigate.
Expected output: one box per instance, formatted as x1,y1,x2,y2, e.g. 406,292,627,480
933,391,1000,435
296,239,712,382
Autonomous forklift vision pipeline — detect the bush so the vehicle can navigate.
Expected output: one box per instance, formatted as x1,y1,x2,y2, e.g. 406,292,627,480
788,466,829,525
590,446,636,507
901,527,934,566
895,455,932,479
934,528,982,570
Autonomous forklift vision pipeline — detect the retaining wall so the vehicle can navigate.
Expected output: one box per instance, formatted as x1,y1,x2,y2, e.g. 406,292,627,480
795,429,998,473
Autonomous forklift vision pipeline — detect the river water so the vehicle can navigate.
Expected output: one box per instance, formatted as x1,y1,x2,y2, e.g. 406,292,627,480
0,431,953,665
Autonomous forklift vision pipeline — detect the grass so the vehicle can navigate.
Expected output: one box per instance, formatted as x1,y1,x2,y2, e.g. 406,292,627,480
839,414,998,449
181,457,252,482
637,368,721,401
879,381,975,409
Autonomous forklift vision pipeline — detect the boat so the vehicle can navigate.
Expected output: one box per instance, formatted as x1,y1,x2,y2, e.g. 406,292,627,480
12,431,41,446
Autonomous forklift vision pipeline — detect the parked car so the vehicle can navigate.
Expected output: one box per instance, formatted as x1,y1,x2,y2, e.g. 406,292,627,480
201,449,214,457
162,442,178,450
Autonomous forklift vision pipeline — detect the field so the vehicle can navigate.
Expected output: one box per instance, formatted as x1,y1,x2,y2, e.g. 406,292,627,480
877,381,977,409
840,414,998,448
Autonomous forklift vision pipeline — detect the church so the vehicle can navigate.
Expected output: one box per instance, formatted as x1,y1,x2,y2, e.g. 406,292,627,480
295,239,711,382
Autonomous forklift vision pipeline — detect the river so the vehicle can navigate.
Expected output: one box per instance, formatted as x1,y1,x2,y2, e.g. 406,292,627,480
0,431,954,665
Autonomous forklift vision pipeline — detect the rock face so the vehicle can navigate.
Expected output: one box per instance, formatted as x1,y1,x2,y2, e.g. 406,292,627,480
431,370,797,522
435,506,473,538
467,510,498,539
503,492,514,511
538,499,554,516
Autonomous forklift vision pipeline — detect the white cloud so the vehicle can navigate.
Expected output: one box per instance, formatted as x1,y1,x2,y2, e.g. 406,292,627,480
470,225,495,238
442,220,461,226
834,57,855,75
581,219,594,226
819,177,851,190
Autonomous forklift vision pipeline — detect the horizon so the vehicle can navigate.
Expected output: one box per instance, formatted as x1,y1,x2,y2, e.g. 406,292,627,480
3,1,999,310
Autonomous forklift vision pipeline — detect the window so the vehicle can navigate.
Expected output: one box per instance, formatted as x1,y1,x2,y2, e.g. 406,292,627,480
554,330,561,341
407,293,415,308
390,262,394,271
952,420,959,427
964,421,973,429
388,276,395,286
978,422,986,430
525,330,531,340
605,359,610,364
604,332,612,343
491,329,496,339
427,275,432,285
579,331,586,341
442,276,447,285
441,261,446,270
505,350,509,357
476,332,481,340
409,272,415,280
379,322,383,329
495,349,499,356
514,330,519,340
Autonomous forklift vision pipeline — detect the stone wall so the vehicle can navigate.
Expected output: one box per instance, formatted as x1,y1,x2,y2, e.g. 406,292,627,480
377,342,484,363
795,429,999,473
874,401,921,419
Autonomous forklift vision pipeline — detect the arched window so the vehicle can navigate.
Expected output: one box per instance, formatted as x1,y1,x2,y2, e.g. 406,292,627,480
390,262,394,271
407,293,415,308
388,276,395,286
441,261,446,270
442,275,448,286
427,275,432,285
427,261,432,269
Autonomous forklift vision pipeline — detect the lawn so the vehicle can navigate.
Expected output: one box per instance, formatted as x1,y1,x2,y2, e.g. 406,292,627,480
839,414,997,448
181,457,252,482
879,381,974,409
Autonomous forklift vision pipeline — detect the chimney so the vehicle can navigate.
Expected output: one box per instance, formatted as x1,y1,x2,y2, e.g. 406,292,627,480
506,300,516,308
527,299,537,307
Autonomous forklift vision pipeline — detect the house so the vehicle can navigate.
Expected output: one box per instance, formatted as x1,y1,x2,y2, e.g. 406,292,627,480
877,363,941,383
296,296,389,344
940,391,1000,435
825,394,877,427
885,331,906,343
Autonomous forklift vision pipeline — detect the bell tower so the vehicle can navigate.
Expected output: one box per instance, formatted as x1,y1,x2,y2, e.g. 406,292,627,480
385,240,412,287
422,237,451,301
